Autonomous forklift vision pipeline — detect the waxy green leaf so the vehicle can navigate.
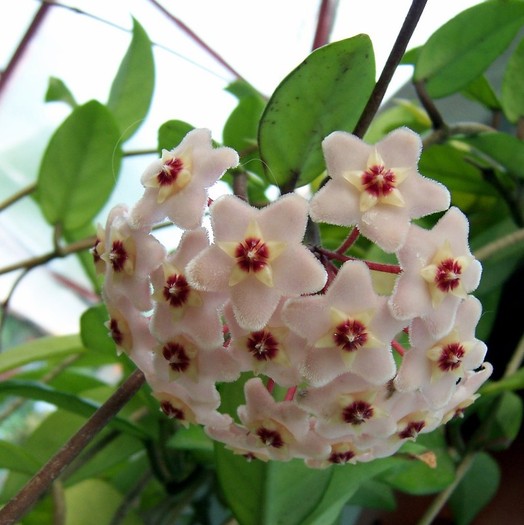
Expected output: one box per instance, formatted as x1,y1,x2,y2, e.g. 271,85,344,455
45,76,77,108
449,453,500,525
0,334,85,375
157,119,195,152
258,35,375,191
0,441,41,475
415,1,524,98
502,38,524,122
36,100,122,231
107,18,154,141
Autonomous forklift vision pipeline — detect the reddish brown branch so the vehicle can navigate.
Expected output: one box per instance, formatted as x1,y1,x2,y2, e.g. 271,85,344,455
0,369,145,525
312,0,340,50
0,1,55,100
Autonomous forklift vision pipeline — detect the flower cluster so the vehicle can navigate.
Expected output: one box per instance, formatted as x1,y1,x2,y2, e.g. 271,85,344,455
96,127,491,468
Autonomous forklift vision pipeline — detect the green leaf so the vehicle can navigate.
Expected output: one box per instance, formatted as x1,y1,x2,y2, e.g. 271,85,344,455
303,459,400,525
0,380,150,440
0,334,85,375
502,37,524,122
80,304,116,356
224,96,266,153
463,131,524,179
64,479,141,525
449,453,500,525
215,445,332,525
36,100,122,231
347,479,396,511
0,440,41,475
473,391,523,451
414,1,524,98
258,35,375,190
419,144,494,196
45,76,77,108
107,18,154,141
158,119,195,152
382,429,456,495
481,367,524,396
226,80,265,101
462,75,501,111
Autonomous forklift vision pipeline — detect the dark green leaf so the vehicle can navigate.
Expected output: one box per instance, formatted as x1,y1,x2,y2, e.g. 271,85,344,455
0,334,85,375
462,75,501,110
414,1,524,98
482,367,524,396
382,429,456,495
158,119,195,152
302,458,400,525
419,144,494,196
107,18,154,141
36,100,122,231
464,131,524,179
473,391,523,451
502,37,524,122
45,76,77,108
215,445,332,525
258,35,375,190
449,453,500,525
347,479,396,511
0,380,150,439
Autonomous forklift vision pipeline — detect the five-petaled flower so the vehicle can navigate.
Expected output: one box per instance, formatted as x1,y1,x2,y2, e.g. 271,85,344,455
186,193,327,331
309,128,450,252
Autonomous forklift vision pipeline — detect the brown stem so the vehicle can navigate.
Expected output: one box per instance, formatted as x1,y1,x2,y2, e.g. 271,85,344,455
353,0,429,138
0,369,145,525
0,2,54,100
414,80,446,130
312,0,340,50
147,0,247,83
0,183,37,212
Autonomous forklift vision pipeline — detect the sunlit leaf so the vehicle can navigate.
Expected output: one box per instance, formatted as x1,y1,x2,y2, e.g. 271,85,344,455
45,76,77,108
414,1,524,98
157,119,195,152
107,18,154,141
0,334,85,375
258,35,375,191
449,453,500,525
36,100,122,231
502,37,524,122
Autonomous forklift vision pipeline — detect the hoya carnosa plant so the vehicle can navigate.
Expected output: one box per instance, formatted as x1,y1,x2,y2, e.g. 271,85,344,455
96,127,491,468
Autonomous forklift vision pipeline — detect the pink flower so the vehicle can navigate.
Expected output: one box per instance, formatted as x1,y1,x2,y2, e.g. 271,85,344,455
309,128,450,252
394,296,487,408
224,299,306,387
99,205,166,311
186,193,327,331
389,207,482,338
150,228,227,348
236,378,330,461
130,129,239,230
282,261,403,386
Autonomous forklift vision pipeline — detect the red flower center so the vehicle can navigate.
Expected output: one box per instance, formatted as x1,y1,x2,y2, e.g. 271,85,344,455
157,157,184,186
162,342,191,373
235,237,270,273
256,427,284,448
361,165,396,197
108,318,123,346
398,420,426,439
109,240,128,273
437,342,465,372
329,449,356,464
246,330,279,361
333,319,368,352
342,400,374,425
434,258,462,293
160,400,185,421
163,274,191,308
